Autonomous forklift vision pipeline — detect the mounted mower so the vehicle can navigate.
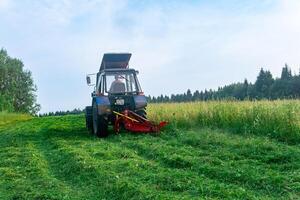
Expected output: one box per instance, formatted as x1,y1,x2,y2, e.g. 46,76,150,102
85,53,167,137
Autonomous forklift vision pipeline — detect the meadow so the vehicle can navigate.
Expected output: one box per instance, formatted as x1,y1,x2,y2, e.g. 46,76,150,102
0,112,32,126
148,100,300,143
0,100,299,199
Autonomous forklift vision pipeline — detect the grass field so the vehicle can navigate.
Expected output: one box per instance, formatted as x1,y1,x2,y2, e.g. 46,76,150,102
0,100,300,199
0,112,32,126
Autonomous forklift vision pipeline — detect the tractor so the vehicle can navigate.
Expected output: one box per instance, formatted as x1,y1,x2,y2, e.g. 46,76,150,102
85,53,166,137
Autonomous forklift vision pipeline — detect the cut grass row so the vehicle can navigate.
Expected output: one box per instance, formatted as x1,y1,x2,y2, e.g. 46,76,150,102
0,113,300,199
148,100,300,144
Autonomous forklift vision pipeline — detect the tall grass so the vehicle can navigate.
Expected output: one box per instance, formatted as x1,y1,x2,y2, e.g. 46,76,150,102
148,100,300,143
0,111,32,126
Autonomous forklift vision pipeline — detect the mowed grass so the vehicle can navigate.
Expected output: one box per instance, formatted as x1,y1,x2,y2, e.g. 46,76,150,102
0,101,300,199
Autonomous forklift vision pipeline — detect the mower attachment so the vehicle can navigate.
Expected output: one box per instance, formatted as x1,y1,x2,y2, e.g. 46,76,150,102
113,110,167,133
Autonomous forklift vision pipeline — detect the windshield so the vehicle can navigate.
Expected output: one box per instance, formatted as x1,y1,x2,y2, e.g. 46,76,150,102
105,72,140,94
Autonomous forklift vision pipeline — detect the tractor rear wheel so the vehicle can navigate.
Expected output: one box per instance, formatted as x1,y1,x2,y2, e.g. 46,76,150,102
136,108,147,119
85,106,93,133
92,102,109,137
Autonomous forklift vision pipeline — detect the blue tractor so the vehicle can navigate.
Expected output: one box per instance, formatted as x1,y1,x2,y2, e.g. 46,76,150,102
85,53,149,137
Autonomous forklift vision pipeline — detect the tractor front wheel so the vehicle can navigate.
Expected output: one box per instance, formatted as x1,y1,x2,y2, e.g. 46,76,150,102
92,102,109,137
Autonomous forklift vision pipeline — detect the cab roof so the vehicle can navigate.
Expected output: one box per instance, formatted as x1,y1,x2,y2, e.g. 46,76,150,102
100,53,131,71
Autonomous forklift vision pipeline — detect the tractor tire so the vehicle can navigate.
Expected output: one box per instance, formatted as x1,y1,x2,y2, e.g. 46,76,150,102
92,102,109,137
85,106,93,133
136,108,147,119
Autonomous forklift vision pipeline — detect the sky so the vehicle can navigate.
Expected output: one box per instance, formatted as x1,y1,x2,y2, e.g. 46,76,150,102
0,0,300,113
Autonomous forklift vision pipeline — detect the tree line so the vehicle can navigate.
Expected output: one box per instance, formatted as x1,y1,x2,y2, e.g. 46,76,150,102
38,108,83,117
0,49,40,114
147,64,300,103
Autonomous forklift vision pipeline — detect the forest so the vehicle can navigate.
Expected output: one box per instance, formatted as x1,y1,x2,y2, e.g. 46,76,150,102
148,65,300,103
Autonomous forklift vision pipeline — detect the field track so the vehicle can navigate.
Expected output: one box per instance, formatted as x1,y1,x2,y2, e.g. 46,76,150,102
0,101,300,199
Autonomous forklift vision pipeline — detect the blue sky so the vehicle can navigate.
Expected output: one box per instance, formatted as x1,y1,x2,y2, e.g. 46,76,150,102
0,0,300,113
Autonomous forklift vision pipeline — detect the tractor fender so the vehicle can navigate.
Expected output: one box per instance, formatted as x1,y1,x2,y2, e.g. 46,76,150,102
134,95,147,110
93,96,111,115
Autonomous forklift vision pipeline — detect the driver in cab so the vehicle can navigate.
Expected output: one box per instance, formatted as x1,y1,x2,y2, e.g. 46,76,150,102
109,75,125,93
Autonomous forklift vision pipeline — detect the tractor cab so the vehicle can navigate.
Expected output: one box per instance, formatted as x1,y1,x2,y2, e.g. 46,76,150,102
97,69,142,96
96,68,145,113
86,54,146,113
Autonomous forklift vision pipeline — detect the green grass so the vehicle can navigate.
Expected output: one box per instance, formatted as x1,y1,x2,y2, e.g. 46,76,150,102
0,111,32,126
0,101,300,199
148,100,300,143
